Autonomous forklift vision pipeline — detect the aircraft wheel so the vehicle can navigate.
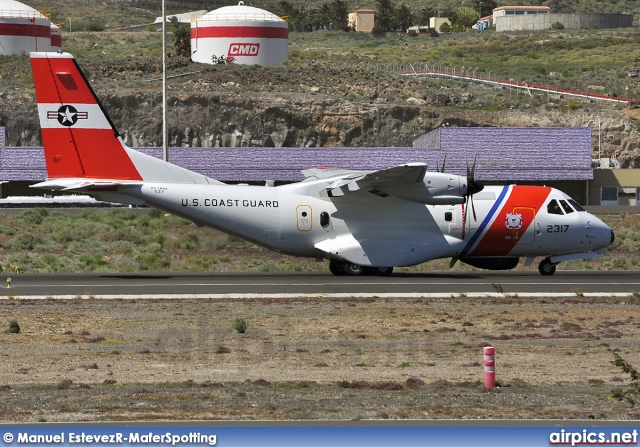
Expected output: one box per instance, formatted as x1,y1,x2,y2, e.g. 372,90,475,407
374,267,394,277
344,263,365,276
538,258,557,276
329,261,346,276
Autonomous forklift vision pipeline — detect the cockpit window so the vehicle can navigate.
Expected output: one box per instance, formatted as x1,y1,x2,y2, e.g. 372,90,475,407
559,200,574,214
568,199,585,212
547,199,564,215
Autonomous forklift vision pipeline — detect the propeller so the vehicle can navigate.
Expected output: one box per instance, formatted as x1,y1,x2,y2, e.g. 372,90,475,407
462,155,484,238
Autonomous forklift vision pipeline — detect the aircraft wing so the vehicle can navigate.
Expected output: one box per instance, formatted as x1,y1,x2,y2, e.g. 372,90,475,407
323,163,428,197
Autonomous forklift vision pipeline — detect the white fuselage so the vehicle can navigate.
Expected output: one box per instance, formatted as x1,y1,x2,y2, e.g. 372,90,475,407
101,181,612,268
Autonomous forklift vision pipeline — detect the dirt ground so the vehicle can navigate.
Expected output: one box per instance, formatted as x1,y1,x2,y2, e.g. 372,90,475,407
1,294,640,422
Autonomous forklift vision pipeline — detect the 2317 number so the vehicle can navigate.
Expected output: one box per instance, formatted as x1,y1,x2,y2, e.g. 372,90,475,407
547,225,569,233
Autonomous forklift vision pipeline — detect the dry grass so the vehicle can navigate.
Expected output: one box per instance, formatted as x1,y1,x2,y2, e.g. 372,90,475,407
2,295,640,421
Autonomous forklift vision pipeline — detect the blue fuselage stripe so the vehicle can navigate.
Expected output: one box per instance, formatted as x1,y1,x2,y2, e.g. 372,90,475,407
460,185,510,257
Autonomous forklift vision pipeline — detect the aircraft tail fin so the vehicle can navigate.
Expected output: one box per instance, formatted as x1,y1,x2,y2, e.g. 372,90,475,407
30,52,220,185
31,52,143,181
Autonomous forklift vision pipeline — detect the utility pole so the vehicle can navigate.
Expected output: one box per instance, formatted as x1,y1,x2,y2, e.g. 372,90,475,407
162,0,168,162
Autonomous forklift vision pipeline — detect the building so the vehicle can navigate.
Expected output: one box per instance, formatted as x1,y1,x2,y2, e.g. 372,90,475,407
190,2,287,66
493,6,632,32
413,127,592,202
591,170,640,206
150,10,206,31
429,17,451,32
474,15,493,31
492,5,550,21
0,0,59,55
348,9,374,33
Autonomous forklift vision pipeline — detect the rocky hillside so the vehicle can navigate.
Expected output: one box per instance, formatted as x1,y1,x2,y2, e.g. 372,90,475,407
3,76,639,168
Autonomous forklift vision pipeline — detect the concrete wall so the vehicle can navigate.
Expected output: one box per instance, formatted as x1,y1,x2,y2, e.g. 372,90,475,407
496,13,632,32
589,169,640,206
348,10,374,33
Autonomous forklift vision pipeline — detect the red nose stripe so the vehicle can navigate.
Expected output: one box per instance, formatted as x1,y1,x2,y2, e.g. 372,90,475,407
469,185,551,256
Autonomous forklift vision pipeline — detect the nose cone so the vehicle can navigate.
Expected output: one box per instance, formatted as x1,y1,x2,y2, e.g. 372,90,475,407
468,178,484,196
610,229,615,245
587,215,615,251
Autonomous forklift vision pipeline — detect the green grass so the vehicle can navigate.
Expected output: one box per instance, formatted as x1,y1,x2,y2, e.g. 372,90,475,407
0,208,636,274
3,25,640,103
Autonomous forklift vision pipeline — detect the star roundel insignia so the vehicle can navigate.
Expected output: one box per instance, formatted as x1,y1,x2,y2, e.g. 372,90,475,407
57,105,79,127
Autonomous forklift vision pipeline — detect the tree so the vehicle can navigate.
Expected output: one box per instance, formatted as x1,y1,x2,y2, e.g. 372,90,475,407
310,3,332,30
330,0,350,31
417,6,435,26
473,0,497,18
169,16,190,58
375,0,396,32
450,6,479,32
394,4,414,32
275,1,306,32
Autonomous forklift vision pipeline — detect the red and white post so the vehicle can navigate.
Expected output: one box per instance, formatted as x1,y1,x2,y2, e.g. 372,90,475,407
483,346,496,387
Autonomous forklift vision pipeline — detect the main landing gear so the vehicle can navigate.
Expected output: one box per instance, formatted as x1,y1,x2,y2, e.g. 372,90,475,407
538,257,557,276
329,261,394,277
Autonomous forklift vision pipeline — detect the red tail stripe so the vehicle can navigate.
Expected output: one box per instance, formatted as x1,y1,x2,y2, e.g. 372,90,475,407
31,56,98,105
41,129,142,180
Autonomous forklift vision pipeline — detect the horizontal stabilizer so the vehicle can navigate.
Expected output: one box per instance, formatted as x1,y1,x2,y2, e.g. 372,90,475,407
31,179,142,192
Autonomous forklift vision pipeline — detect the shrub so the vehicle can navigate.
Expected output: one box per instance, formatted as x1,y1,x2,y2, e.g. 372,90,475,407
21,208,49,226
551,22,565,30
148,208,163,219
10,234,43,250
7,320,20,333
370,26,386,36
610,350,640,406
233,317,247,333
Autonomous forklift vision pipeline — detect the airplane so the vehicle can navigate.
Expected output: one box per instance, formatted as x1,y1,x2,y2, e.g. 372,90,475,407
29,52,615,277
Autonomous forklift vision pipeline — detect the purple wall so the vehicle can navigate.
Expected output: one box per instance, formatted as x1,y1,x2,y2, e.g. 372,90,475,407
0,127,593,183
414,127,593,181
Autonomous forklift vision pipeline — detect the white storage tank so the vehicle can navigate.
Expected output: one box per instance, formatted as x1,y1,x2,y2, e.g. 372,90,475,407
191,1,287,66
50,23,61,52
0,0,53,55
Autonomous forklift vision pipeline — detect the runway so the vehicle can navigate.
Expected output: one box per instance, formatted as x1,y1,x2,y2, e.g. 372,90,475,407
2,271,639,299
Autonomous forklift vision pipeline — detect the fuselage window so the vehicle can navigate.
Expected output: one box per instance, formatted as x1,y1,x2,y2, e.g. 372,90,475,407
444,212,452,222
547,199,564,215
559,200,574,214
568,199,585,212
320,211,330,228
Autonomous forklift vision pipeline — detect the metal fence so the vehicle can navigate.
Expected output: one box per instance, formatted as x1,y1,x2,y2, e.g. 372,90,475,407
351,62,632,105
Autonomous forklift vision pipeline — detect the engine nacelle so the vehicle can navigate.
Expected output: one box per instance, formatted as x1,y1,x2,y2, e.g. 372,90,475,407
384,172,468,205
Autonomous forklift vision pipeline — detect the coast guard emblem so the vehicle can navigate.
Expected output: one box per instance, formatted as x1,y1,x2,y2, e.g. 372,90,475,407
505,213,523,230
